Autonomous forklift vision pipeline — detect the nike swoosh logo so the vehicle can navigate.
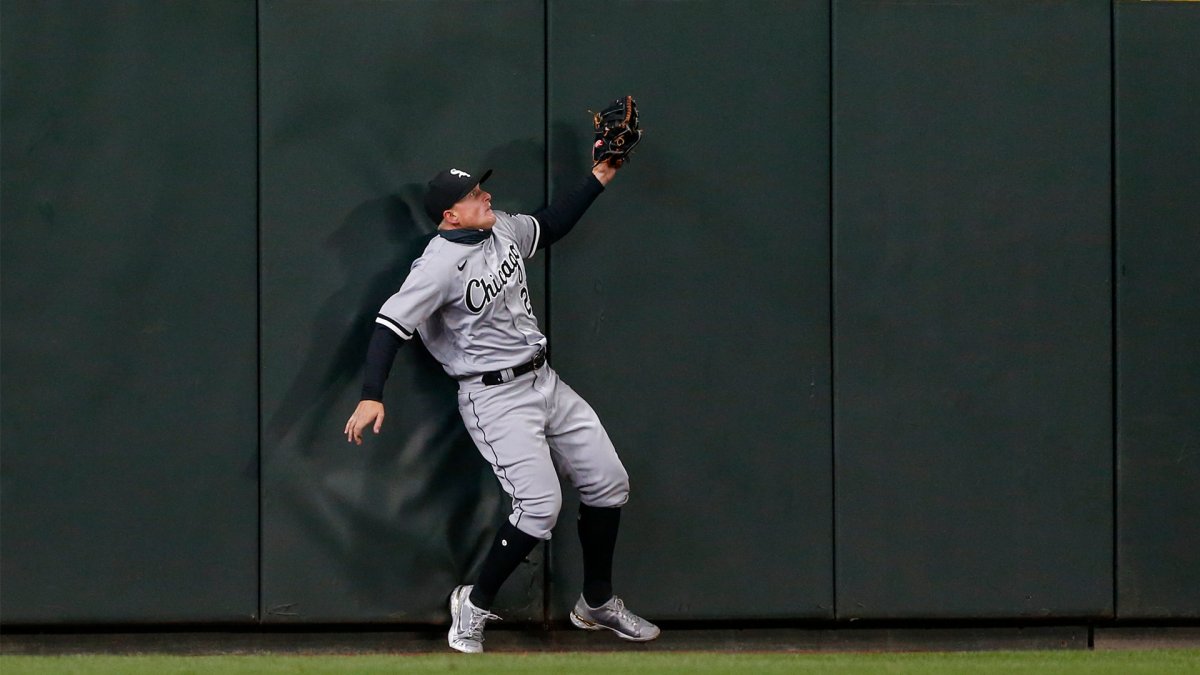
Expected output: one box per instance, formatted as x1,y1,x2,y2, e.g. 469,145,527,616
457,261,467,271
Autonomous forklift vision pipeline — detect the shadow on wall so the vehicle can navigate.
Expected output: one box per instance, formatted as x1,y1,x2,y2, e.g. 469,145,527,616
266,187,436,451
262,132,560,619
263,186,502,619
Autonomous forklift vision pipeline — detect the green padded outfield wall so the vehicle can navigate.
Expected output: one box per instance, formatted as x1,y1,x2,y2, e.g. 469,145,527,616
832,0,1113,618
546,0,834,621
258,0,547,623
0,1,259,622
1115,0,1200,619
5,0,1199,627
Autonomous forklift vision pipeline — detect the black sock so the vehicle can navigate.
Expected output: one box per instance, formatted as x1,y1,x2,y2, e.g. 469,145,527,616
578,503,621,608
469,521,540,611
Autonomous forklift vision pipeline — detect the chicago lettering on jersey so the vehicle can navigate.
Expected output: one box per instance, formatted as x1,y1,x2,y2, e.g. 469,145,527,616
464,243,525,313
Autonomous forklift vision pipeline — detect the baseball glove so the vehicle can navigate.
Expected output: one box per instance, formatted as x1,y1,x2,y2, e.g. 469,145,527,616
592,95,642,166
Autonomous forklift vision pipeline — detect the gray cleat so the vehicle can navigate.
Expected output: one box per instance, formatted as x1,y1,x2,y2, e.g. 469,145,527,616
447,585,501,654
570,595,661,641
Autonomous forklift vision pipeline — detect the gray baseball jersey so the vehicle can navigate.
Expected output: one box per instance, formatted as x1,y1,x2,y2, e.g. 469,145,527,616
373,208,629,540
375,211,545,380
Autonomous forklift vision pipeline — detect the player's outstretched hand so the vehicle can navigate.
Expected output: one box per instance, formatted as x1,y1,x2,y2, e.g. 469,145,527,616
591,157,621,186
344,400,385,445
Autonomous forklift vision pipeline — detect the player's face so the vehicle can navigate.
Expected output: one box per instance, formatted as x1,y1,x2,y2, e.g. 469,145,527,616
448,184,495,230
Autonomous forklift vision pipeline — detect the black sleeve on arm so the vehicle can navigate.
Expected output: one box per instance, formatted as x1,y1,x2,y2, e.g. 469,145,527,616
360,324,406,402
532,173,605,250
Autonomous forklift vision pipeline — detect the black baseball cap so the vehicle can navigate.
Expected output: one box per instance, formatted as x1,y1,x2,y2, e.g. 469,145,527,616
424,167,493,224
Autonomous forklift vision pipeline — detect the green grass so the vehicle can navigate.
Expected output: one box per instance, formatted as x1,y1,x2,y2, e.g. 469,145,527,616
2,650,1198,674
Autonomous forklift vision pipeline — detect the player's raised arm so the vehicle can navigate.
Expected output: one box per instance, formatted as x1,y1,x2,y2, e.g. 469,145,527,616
531,156,623,251
530,96,639,249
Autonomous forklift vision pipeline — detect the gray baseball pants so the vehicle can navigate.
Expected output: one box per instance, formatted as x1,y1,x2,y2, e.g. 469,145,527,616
458,365,629,540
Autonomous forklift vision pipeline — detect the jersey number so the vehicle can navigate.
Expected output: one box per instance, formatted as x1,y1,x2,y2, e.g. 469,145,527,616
520,287,533,316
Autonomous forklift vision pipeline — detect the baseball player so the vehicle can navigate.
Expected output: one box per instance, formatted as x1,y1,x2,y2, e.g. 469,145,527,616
343,152,659,653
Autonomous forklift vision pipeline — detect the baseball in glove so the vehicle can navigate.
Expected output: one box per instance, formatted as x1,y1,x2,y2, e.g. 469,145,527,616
592,95,642,166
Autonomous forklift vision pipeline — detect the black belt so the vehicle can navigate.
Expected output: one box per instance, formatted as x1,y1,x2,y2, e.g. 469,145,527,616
481,348,546,385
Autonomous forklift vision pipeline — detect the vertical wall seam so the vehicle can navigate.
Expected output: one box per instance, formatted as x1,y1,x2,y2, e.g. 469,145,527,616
828,0,838,622
255,0,264,625
542,0,552,627
1109,0,1120,621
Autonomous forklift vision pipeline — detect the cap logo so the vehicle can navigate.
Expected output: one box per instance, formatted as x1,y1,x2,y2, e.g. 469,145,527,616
450,169,470,178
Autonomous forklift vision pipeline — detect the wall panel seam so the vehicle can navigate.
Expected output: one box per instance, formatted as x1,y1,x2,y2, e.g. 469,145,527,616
828,0,839,622
1109,0,1120,620
255,0,265,626
542,0,553,627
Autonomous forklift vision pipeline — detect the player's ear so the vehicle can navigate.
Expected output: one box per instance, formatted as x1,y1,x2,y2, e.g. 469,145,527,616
443,209,457,225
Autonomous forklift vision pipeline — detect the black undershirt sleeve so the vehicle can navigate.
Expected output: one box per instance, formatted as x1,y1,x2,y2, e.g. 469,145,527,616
532,173,605,250
361,324,406,401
